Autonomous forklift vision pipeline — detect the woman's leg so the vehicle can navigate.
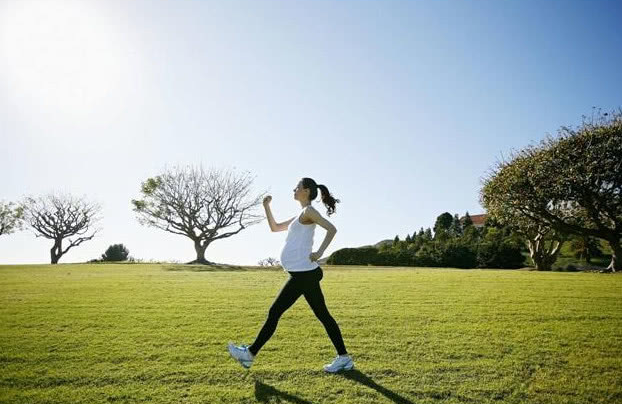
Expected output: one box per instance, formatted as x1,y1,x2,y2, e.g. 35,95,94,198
302,272,348,356
248,276,303,356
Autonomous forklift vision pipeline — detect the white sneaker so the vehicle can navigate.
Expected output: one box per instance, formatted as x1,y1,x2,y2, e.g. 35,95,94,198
323,354,354,373
227,341,255,369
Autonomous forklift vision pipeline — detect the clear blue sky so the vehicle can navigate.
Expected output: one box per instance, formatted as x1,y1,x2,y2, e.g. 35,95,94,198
1,0,621,265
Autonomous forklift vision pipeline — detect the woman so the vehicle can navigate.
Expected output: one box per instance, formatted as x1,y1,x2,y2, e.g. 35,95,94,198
228,178,354,373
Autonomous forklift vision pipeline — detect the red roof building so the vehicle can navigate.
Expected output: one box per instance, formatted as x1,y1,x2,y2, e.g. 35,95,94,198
460,213,487,228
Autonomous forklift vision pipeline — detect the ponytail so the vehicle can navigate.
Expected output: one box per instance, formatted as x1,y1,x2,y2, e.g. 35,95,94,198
317,184,340,216
301,177,340,216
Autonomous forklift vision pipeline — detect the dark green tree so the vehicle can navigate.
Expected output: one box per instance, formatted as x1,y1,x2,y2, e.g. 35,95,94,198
410,231,418,244
102,244,130,262
462,225,480,245
424,228,433,241
434,212,453,235
450,213,463,237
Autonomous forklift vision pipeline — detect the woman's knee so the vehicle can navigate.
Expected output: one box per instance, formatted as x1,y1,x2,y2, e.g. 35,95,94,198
313,307,336,324
267,305,285,320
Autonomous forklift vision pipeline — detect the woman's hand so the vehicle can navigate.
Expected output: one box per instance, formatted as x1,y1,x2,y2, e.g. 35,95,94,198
309,251,322,262
263,195,272,207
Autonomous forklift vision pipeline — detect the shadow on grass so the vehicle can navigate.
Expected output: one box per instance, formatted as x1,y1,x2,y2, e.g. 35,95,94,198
163,264,282,272
338,369,415,404
253,369,415,404
255,380,315,403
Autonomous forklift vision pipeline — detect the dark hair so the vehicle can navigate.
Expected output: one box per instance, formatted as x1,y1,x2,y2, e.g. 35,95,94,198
301,178,340,216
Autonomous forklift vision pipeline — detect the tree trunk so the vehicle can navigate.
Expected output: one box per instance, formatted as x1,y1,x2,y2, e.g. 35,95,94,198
51,252,60,264
50,240,62,264
189,239,210,265
528,238,562,271
606,239,621,272
530,252,553,271
528,239,549,270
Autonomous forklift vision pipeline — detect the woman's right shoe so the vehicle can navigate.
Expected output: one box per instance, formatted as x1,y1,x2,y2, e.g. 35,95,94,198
227,341,255,369
323,355,354,373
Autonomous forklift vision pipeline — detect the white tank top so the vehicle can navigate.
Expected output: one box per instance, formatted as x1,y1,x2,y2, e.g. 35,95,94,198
279,206,320,272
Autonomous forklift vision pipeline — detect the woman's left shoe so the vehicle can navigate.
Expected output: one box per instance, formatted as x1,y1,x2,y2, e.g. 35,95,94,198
227,342,255,369
323,355,354,373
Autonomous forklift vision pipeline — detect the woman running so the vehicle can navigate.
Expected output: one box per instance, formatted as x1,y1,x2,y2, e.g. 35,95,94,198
227,177,354,373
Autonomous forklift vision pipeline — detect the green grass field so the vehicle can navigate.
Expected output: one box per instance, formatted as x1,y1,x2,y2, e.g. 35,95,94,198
1,264,621,404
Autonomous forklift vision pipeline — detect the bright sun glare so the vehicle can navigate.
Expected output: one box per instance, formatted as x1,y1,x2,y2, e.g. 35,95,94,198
0,0,123,117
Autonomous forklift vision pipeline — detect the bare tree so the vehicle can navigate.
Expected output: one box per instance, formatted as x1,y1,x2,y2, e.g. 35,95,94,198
131,165,267,264
21,193,102,264
0,200,24,236
258,257,280,267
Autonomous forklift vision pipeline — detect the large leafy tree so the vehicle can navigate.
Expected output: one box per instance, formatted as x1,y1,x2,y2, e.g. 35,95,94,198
21,193,101,264
0,201,24,237
482,167,565,271
132,165,266,264
481,110,622,272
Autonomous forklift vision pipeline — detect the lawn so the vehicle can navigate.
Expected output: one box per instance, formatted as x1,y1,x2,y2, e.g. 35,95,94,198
1,264,620,403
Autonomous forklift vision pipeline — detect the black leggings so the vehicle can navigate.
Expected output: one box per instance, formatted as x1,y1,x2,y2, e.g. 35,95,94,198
248,266,348,356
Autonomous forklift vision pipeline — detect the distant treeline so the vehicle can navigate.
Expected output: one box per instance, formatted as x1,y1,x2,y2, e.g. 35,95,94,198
327,213,526,268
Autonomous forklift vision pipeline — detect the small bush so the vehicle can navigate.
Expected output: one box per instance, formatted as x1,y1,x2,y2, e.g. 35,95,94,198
101,244,130,262
87,258,103,264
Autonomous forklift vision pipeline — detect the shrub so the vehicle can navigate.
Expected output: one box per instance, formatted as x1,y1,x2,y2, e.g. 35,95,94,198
415,243,443,267
101,244,130,262
477,241,524,269
441,242,477,268
327,247,378,265
373,250,398,266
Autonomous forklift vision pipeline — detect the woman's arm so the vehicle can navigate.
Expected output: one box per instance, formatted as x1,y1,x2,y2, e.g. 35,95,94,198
263,196,295,232
264,203,278,232
315,230,337,258
304,206,337,258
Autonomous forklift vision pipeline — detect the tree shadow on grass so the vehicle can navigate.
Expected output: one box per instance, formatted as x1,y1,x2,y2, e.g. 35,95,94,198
163,264,282,272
